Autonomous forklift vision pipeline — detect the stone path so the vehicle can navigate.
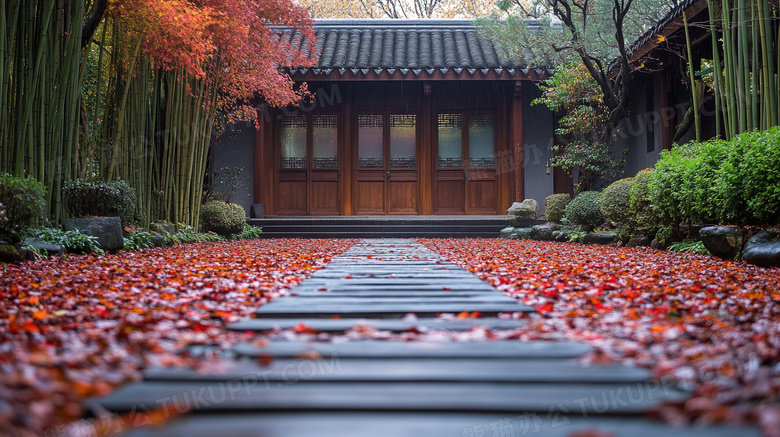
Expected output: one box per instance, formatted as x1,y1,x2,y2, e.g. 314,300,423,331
88,239,759,436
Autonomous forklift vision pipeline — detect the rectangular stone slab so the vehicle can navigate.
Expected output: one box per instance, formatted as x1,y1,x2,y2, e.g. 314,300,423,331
254,303,534,318
228,317,528,333
290,291,497,298
269,296,519,305
233,340,592,359
87,380,687,416
143,359,652,384
108,413,761,437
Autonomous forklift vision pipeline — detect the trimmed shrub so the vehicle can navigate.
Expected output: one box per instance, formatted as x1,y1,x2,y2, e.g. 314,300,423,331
0,173,47,232
64,179,136,225
200,201,246,236
564,191,603,231
599,177,633,225
714,127,780,224
651,127,780,226
545,193,572,223
629,168,658,235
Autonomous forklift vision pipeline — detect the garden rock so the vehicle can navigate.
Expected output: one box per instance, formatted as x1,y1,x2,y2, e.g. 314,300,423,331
64,217,124,252
531,224,558,241
150,222,176,237
506,199,539,220
583,232,617,245
0,242,19,263
699,226,745,260
627,236,650,247
512,227,533,240
151,234,165,248
22,238,65,256
741,232,780,268
499,227,515,239
552,230,570,242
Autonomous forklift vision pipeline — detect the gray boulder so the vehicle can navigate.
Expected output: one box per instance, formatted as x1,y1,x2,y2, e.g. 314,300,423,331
512,227,533,240
700,226,745,260
499,227,515,239
0,242,19,263
507,199,538,219
627,235,651,247
64,217,124,252
583,232,618,245
150,221,176,237
531,224,559,241
151,234,166,248
22,238,65,256
742,232,780,268
552,230,570,242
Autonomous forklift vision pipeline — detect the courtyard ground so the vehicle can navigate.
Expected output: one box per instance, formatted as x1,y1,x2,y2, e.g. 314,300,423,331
0,238,778,436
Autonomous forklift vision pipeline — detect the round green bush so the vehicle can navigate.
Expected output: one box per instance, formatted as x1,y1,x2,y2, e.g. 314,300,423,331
200,201,246,236
629,168,658,235
544,193,571,223
599,177,633,225
64,179,136,225
564,191,603,230
0,173,47,232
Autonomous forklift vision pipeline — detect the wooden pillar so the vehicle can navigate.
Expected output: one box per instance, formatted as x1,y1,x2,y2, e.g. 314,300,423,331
254,108,267,205
512,81,525,202
342,86,353,215
419,82,433,215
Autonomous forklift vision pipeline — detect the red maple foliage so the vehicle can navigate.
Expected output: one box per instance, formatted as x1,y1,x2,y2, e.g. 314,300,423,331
420,239,780,436
107,0,315,122
0,239,354,436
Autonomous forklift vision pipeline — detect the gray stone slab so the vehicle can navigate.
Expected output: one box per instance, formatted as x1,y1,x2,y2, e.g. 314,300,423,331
228,317,528,333
87,380,687,415
110,413,764,437
143,359,652,384
270,296,519,305
291,291,497,298
254,303,534,318
233,340,591,359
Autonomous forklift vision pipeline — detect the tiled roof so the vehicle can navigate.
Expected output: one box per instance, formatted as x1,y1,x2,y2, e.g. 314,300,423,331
278,20,550,79
623,0,707,65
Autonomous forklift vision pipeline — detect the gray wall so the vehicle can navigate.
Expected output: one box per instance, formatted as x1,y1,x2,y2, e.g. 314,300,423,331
210,123,256,215
523,83,555,206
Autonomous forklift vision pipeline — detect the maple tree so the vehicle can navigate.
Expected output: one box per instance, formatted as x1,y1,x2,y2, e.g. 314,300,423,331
0,239,355,435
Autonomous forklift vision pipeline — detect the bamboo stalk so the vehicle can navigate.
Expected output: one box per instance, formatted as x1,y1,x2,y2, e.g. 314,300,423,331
758,0,777,127
706,0,724,138
683,11,701,141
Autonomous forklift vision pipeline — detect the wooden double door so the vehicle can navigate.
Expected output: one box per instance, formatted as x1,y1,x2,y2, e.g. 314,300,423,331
354,113,419,214
274,110,500,216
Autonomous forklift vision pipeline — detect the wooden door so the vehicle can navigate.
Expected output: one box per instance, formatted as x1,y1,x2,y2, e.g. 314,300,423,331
355,114,419,215
277,114,340,215
434,112,498,214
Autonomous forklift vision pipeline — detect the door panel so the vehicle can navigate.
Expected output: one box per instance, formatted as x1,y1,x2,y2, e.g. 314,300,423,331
356,180,385,214
434,112,497,214
467,177,497,213
355,114,419,215
436,179,465,213
276,114,340,215
277,181,307,215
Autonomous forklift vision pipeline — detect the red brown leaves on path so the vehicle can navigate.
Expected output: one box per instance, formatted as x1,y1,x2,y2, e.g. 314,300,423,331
420,239,780,436
0,239,355,436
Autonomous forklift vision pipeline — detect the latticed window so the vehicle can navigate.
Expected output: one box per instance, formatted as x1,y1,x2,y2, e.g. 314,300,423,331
436,112,495,169
280,114,339,169
280,115,306,169
390,115,416,168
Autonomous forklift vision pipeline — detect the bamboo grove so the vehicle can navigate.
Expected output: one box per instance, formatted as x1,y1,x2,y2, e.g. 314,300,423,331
1,0,313,228
685,0,779,142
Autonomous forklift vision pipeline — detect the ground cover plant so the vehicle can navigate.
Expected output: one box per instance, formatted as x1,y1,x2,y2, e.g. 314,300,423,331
419,239,780,434
0,238,355,436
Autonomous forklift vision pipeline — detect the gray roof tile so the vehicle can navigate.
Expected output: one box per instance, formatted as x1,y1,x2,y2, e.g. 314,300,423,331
282,19,531,75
